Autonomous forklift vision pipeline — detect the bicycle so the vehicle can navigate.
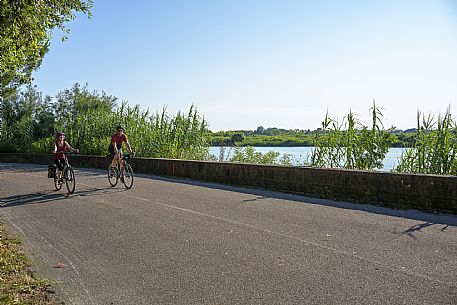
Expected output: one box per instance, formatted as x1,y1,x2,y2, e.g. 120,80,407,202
53,151,76,194
108,153,134,189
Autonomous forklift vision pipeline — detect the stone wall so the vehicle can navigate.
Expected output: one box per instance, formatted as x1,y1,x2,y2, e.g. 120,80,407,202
1,153,456,214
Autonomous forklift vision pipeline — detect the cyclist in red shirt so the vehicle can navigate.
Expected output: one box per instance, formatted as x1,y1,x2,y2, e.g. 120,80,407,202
109,125,133,176
54,132,79,180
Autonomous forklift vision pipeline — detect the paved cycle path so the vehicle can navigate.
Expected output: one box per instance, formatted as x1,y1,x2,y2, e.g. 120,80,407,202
1,163,456,305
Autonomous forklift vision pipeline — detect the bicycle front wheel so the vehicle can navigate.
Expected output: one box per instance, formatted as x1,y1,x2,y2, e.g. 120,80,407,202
122,163,134,189
65,167,75,194
54,175,62,190
108,165,118,187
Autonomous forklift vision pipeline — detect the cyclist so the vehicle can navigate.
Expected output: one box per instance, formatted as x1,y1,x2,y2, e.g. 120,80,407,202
109,125,134,179
54,132,79,181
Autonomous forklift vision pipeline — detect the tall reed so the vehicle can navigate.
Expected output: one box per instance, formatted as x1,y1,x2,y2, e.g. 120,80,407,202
395,107,457,174
53,102,211,160
309,101,395,170
310,111,345,168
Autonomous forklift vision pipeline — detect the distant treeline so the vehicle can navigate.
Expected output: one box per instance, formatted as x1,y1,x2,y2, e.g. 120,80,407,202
209,127,417,147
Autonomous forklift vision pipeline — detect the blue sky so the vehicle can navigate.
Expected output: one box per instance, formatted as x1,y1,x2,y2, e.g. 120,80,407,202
33,0,457,131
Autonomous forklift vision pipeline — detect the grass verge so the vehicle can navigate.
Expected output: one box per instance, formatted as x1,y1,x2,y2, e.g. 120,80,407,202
0,223,59,304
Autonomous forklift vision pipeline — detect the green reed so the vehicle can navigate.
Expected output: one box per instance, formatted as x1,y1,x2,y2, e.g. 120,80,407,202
310,111,345,168
309,101,395,170
228,146,281,164
51,102,211,160
395,107,457,175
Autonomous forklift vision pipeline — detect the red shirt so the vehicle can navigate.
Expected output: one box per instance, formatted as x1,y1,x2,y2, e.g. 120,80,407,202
111,133,128,148
54,141,68,160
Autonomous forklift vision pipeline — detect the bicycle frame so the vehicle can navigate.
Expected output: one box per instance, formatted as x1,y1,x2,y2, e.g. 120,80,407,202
108,153,134,189
54,151,76,194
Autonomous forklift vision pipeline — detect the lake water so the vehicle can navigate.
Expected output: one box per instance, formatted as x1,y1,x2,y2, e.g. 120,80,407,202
209,147,405,172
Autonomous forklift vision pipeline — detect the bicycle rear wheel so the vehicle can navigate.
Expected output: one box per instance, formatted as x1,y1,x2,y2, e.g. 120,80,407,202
108,165,119,187
122,163,134,189
65,167,75,194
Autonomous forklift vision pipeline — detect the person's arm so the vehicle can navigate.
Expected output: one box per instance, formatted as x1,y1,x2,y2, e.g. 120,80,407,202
65,141,79,153
53,143,58,153
124,135,133,154
126,141,133,154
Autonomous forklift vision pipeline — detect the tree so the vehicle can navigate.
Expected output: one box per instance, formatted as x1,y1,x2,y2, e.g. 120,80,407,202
230,133,245,145
53,83,118,133
0,85,54,152
255,126,264,134
0,0,92,97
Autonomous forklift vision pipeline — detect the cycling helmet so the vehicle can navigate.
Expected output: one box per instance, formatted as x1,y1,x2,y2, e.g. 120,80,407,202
56,131,65,137
116,125,124,131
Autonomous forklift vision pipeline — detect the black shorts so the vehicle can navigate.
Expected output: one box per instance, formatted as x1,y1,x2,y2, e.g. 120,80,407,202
54,159,65,171
109,145,122,159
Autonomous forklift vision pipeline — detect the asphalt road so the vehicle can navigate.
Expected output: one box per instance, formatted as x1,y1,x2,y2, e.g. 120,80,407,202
1,162,456,305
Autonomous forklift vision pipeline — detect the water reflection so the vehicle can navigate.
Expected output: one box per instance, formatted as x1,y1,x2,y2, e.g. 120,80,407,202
209,147,405,171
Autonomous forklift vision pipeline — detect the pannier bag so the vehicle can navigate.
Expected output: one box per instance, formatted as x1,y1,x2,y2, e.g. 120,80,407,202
48,164,56,178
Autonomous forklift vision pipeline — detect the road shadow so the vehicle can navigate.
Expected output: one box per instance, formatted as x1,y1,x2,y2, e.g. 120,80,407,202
0,191,63,207
0,187,124,208
134,173,457,227
395,221,455,239
0,166,46,174
398,222,435,240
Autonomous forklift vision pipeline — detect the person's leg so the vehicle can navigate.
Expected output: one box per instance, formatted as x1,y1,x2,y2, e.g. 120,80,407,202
110,150,120,177
120,159,125,178
111,154,118,167
55,159,64,181
54,160,59,178
110,145,120,167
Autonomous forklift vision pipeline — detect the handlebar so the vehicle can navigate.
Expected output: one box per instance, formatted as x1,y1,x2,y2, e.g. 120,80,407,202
122,153,133,160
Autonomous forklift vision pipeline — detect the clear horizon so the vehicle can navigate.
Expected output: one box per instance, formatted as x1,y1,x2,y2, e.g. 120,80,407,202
33,0,457,132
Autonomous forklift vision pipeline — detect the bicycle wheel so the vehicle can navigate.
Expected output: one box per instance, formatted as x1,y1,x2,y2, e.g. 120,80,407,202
122,163,134,189
65,167,76,194
108,165,119,187
54,174,63,190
